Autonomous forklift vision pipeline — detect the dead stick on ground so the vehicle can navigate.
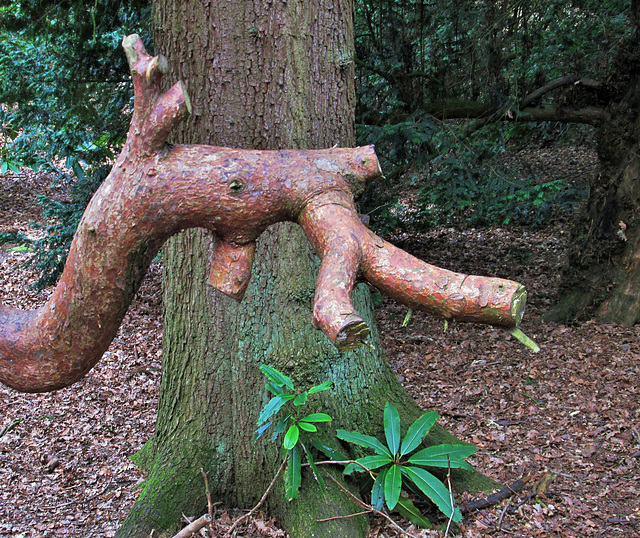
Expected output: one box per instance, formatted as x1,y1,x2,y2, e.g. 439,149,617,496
444,457,455,538
200,468,219,537
171,514,212,538
460,475,530,513
223,455,289,537
323,472,417,538
497,497,512,530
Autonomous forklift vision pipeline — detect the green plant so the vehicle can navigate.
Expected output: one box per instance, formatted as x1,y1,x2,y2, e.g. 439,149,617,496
0,0,151,287
0,108,25,175
256,368,477,527
256,365,333,500
337,402,475,524
0,231,31,246
0,154,23,176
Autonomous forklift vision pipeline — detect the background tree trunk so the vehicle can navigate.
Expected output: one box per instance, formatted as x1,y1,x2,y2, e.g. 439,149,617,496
117,1,497,536
548,0,640,325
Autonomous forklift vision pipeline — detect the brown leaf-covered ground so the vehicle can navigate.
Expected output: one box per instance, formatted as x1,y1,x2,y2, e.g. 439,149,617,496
1,149,639,537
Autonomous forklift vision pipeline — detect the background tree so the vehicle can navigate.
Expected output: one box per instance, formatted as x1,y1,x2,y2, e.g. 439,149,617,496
551,0,640,325
115,0,496,536
354,0,640,325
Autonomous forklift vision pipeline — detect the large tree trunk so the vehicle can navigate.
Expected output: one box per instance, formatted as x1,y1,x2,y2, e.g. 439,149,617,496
548,0,640,326
117,1,497,536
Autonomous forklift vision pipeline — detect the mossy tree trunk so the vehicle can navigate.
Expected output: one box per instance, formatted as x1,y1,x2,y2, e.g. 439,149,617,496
117,1,496,536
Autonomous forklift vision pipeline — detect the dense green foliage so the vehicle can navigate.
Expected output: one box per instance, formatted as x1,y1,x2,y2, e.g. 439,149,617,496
355,0,631,229
0,1,634,284
0,0,150,287
256,365,334,501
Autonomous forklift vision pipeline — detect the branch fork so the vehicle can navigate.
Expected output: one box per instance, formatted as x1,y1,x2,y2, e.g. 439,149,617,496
1,35,528,393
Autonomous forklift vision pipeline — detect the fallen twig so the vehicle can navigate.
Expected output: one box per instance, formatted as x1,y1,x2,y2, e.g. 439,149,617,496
171,514,212,538
444,456,455,537
497,497,512,530
460,475,531,513
200,468,219,537
323,472,417,538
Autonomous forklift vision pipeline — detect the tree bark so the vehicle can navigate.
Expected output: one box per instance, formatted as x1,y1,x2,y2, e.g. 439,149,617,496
117,1,498,536
548,0,640,325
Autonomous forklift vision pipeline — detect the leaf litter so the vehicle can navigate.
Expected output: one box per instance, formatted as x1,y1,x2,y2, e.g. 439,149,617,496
0,152,639,537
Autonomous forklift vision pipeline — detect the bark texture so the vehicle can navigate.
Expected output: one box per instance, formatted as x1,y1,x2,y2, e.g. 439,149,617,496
548,0,640,325
118,1,502,536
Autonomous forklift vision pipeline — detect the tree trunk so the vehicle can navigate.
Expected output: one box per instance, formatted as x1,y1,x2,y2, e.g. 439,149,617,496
118,1,497,536
548,0,640,326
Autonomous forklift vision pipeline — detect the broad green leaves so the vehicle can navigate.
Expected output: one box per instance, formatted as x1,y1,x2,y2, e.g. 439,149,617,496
401,466,461,522
260,365,295,391
400,411,438,456
284,444,302,500
408,444,476,470
308,381,332,394
300,413,332,423
343,454,393,475
337,402,474,525
257,393,295,427
336,429,392,458
257,365,333,500
385,464,402,510
384,402,401,456
257,366,475,525
283,424,300,450
0,156,23,175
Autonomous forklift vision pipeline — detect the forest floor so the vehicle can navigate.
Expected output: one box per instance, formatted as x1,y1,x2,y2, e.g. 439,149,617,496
0,147,638,537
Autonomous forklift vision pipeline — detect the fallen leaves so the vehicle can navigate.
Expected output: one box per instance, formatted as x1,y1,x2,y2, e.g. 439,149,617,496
374,223,640,537
1,147,639,537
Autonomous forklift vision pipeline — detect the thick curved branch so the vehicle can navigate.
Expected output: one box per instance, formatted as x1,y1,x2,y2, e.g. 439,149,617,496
298,192,526,351
520,76,603,108
0,35,529,392
300,192,369,350
0,141,383,392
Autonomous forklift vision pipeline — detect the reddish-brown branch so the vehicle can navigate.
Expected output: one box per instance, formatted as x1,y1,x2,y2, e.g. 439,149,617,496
0,35,529,392
208,239,257,301
299,192,526,350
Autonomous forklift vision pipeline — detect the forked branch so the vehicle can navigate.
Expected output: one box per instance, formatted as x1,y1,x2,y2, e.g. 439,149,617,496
0,35,528,393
